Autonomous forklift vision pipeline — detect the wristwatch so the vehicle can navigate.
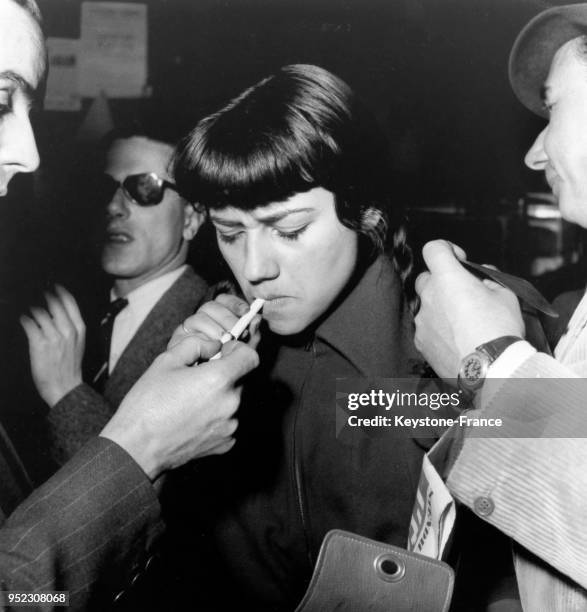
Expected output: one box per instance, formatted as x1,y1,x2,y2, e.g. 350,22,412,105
457,336,522,397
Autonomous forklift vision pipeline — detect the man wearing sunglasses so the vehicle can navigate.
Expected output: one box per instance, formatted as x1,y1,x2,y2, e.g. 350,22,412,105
22,129,209,464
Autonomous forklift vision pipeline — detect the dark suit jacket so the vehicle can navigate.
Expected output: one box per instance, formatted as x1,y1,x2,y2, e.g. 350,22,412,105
0,436,163,611
48,266,208,465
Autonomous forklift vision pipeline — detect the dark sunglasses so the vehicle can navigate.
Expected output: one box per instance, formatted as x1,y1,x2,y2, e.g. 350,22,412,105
95,172,180,206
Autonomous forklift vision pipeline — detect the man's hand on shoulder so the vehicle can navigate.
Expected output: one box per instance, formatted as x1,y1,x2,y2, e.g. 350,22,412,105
414,240,525,379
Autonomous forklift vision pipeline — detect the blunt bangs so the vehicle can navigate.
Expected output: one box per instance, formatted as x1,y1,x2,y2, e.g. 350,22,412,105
173,63,414,293
173,65,374,211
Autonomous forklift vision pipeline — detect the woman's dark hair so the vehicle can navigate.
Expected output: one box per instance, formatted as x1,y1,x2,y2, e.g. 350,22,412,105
173,63,412,284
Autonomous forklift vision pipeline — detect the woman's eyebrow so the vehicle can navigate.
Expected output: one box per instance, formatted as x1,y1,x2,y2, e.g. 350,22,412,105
211,207,315,227
210,215,243,228
255,207,315,225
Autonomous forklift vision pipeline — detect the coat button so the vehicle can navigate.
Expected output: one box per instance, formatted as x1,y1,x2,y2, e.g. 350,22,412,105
130,572,142,587
145,554,158,572
474,496,495,517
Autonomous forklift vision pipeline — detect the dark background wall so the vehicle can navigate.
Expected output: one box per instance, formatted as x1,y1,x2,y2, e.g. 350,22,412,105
37,0,549,201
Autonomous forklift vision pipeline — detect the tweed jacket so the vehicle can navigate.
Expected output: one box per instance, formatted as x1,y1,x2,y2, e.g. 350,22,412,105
0,436,163,611
48,266,208,465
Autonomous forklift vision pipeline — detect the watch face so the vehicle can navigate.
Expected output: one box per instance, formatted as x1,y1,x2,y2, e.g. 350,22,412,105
463,356,484,380
459,352,489,391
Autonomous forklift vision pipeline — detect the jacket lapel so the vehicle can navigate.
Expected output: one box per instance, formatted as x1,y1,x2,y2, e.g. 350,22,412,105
104,267,208,408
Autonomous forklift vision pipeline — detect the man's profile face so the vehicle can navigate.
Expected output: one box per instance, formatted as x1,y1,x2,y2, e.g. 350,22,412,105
101,136,196,293
525,37,587,228
0,0,45,195
210,187,359,335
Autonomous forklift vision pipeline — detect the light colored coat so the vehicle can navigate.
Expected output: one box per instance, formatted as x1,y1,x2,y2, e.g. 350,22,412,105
444,288,587,610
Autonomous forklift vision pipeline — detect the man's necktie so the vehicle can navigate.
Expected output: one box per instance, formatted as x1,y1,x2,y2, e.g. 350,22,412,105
92,297,128,391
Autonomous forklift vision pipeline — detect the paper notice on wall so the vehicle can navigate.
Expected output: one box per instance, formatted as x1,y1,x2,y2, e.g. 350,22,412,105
45,38,81,111
79,2,147,98
408,454,456,559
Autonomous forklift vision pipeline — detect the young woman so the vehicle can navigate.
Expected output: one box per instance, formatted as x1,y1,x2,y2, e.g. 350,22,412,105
170,64,432,610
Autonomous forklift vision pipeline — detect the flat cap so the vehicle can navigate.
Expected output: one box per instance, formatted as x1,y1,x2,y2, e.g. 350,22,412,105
509,3,587,117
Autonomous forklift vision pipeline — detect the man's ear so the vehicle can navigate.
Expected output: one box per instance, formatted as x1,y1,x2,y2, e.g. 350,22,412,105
183,202,205,241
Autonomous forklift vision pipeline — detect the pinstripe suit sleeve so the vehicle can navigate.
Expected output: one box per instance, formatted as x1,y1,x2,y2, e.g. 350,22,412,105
48,384,113,466
0,436,164,610
444,352,587,590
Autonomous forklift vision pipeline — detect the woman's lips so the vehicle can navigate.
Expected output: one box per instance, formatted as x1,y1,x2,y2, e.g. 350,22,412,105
259,296,293,313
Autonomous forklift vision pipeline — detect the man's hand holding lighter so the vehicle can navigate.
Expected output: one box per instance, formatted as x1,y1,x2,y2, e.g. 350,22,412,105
101,333,259,481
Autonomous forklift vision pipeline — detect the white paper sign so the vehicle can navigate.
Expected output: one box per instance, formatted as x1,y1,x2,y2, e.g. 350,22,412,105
45,38,81,111
408,454,456,559
79,2,147,98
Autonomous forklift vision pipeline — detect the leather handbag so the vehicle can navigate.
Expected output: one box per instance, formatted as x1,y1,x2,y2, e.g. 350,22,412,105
296,530,454,612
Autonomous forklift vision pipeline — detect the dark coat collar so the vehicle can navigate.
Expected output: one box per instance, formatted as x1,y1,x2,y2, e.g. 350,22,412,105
316,255,422,378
